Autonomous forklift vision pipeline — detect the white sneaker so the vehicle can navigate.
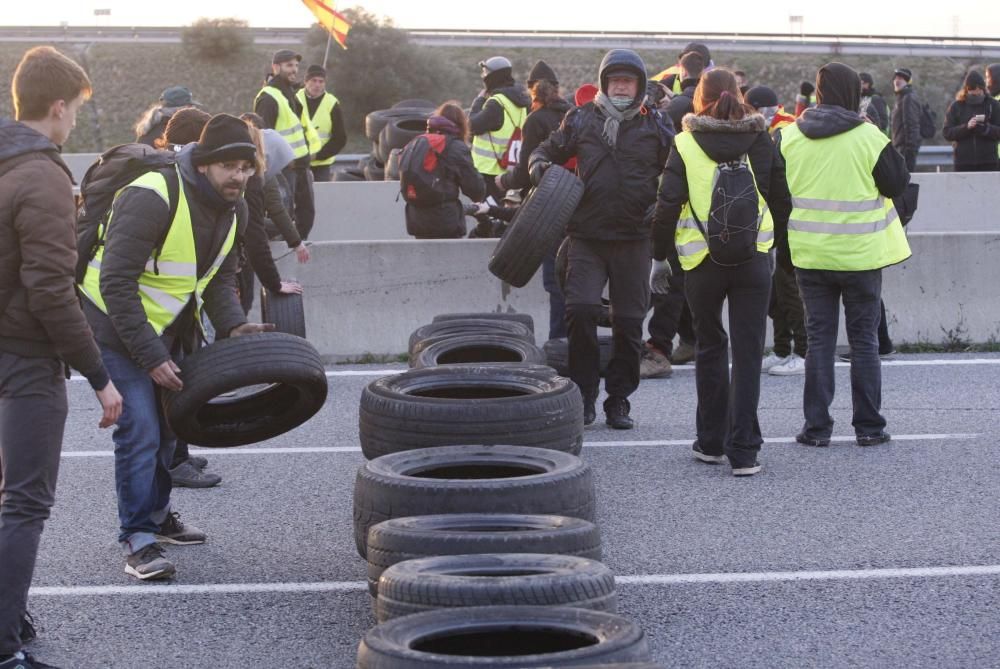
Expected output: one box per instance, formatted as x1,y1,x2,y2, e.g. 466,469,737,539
769,354,806,376
761,352,787,373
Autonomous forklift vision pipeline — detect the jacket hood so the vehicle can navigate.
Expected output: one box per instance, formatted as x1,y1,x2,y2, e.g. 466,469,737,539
794,104,865,139
491,85,532,109
546,97,572,113
0,118,71,179
816,62,861,112
261,128,294,179
599,49,648,104
681,113,767,161
137,106,182,137
176,141,200,186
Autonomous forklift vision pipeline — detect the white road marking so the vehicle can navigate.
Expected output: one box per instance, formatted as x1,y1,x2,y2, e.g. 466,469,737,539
30,564,1000,597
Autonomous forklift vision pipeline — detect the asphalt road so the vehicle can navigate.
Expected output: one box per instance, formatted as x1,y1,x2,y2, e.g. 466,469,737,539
21,353,1000,668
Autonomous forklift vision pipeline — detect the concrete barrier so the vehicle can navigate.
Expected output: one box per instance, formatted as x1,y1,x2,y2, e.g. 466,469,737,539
907,173,1000,232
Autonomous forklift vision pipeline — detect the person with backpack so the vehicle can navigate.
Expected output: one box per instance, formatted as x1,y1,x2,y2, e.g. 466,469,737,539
942,70,1000,172
891,67,924,171
77,113,273,581
775,62,910,451
470,57,531,201
401,103,486,239
134,86,199,147
651,68,792,476
0,46,123,669
531,49,675,429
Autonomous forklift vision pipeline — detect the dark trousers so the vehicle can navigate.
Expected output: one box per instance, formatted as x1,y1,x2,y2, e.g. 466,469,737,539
878,300,893,354
564,237,650,405
685,253,772,465
648,256,694,355
770,262,807,358
311,164,333,182
284,165,316,240
0,353,67,655
796,267,887,440
541,249,567,339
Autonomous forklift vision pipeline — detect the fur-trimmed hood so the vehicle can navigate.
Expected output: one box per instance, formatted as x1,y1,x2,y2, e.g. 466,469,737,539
681,112,768,162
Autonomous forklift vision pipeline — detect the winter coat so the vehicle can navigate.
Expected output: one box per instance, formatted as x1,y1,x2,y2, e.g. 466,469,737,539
0,119,109,390
404,135,486,239
666,82,698,133
499,97,572,191
136,106,184,146
860,91,890,133
941,96,1000,169
469,86,532,139
243,174,285,293
652,113,792,261
81,142,248,371
531,103,675,241
892,85,923,156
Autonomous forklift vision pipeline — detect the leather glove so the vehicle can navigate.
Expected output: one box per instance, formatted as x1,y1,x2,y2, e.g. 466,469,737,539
529,160,551,187
649,259,673,294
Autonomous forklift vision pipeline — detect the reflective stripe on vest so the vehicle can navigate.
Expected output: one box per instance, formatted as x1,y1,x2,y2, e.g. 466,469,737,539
296,89,340,167
780,122,911,271
472,93,526,176
256,87,311,159
672,131,774,271
78,167,238,336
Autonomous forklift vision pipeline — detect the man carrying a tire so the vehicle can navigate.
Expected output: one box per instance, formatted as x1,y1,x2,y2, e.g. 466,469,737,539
78,114,274,580
530,50,675,428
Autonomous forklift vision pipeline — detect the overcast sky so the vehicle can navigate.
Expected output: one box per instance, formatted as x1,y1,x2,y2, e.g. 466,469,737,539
6,1,1000,38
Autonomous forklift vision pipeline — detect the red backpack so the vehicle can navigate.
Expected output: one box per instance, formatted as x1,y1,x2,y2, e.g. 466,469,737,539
399,133,453,207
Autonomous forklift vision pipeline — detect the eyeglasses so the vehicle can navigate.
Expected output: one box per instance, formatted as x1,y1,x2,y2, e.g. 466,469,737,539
217,162,256,177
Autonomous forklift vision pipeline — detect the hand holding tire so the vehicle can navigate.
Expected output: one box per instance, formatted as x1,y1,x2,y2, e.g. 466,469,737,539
230,322,277,338
279,281,303,295
529,160,551,187
149,360,183,392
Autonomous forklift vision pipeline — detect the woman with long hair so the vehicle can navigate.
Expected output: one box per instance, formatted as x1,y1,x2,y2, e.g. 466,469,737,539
942,70,1000,172
651,68,792,476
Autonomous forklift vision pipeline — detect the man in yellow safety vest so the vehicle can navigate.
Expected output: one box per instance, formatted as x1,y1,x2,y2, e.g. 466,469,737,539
470,56,531,200
297,64,346,183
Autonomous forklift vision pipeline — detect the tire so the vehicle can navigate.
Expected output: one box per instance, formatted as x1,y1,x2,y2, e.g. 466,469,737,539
259,288,306,338
353,445,595,557
385,148,402,181
409,318,534,357
358,365,583,461
382,116,429,153
488,165,584,288
365,108,431,141
376,554,616,622
162,333,328,448
432,311,534,334
366,514,602,596
393,99,436,110
543,337,613,377
411,335,547,369
356,606,651,668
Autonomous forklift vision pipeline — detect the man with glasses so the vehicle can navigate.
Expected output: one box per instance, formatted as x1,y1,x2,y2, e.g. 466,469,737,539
78,114,273,581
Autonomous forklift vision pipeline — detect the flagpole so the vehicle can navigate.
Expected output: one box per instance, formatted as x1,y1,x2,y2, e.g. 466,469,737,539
323,31,332,69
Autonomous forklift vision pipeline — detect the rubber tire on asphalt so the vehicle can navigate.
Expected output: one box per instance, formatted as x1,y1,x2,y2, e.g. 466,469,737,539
162,333,328,448
259,288,306,338
366,514,602,596
488,165,584,288
358,365,583,460
376,553,617,622
385,148,402,181
410,334,547,369
365,108,431,141
356,606,651,668
353,444,595,557
543,337,613,377
408,318,535,357
381,117,429,155
432,311,534,334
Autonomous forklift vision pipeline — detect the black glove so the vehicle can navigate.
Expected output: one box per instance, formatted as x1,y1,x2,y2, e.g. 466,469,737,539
529,160,551,187
800,81,815,96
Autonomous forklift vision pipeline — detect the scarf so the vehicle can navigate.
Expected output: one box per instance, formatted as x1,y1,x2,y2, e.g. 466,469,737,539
594,92,642,149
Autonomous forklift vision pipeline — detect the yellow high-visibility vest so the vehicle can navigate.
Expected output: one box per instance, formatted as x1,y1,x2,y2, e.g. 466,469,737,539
296,89,340,167
471,93,526,176
255,86,318,160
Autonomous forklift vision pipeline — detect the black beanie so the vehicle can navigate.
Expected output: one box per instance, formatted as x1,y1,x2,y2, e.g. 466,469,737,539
745,86,779,109
964,70,986,91
191,114,257,166
306,64,327,80
527,60,558,86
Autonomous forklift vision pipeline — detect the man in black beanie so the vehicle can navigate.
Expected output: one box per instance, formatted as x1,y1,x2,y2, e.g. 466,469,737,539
891,67,922,171
297,64,346,182
859,72,889,133
78,113,274,581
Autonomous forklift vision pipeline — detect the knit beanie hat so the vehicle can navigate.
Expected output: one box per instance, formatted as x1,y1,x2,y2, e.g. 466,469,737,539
745,86,779,109
306,65,327,80
191,113,257,166
964,70,986,91
527,60,558,87
894,67,912,83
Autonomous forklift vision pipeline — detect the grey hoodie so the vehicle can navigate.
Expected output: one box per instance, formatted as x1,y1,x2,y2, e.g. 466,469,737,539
262,128,295,181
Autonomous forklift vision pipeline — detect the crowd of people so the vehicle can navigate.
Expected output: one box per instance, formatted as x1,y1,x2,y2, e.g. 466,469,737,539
0,38,996,668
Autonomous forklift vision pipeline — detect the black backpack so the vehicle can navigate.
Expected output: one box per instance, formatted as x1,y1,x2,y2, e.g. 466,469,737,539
399,133,453,207
75,143,179,283
919,101,937,140
691,156,762,266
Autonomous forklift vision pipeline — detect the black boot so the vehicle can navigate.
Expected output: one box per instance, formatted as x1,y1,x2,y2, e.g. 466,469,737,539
604,396,634,430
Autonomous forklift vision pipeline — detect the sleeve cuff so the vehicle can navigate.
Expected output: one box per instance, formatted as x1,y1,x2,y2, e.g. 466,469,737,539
84,366,111,392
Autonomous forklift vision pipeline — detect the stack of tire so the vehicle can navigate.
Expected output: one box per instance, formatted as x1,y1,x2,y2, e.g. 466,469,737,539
333,99,436,183
352,313,662,667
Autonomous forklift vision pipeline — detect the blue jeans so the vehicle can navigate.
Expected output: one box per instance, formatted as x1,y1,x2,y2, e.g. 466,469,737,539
100,347,175,555
795,268,886,440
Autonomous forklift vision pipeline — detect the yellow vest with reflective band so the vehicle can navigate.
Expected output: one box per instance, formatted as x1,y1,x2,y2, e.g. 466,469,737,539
779,122,911,271
78,167,237,336
472,93,526,176
296,89,340,167
672,131,774,271
653,66,684,94
255,86,317,160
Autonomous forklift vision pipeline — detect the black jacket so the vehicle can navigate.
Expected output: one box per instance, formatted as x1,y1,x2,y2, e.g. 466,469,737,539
469,86,532,138
499,97,572,191
891,85,922,155
404,134,486,239
243,174,283,293
303,92,347,162
861,91,890,133
652,113,792,261
82,143,248,370
255,76,312,168
531,103,675,241
941,96,1000,168
665,81,698,133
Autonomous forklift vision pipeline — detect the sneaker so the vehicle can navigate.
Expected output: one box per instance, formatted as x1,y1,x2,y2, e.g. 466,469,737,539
188,455,209,470
169,460,222,489
796,432,831,448
583,401,597,427
603,396,634,430
155,512,207,546
732,461,763,477
671,341,696,365
639,343,672,379
124,543,176,581
769,354,806,376
19,612,36,644
692,442,725,464
857,431,891,447
0,651,61,669
761,352,787,372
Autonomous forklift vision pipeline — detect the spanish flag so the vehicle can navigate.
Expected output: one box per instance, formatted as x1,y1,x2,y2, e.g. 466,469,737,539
301,0,351,49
